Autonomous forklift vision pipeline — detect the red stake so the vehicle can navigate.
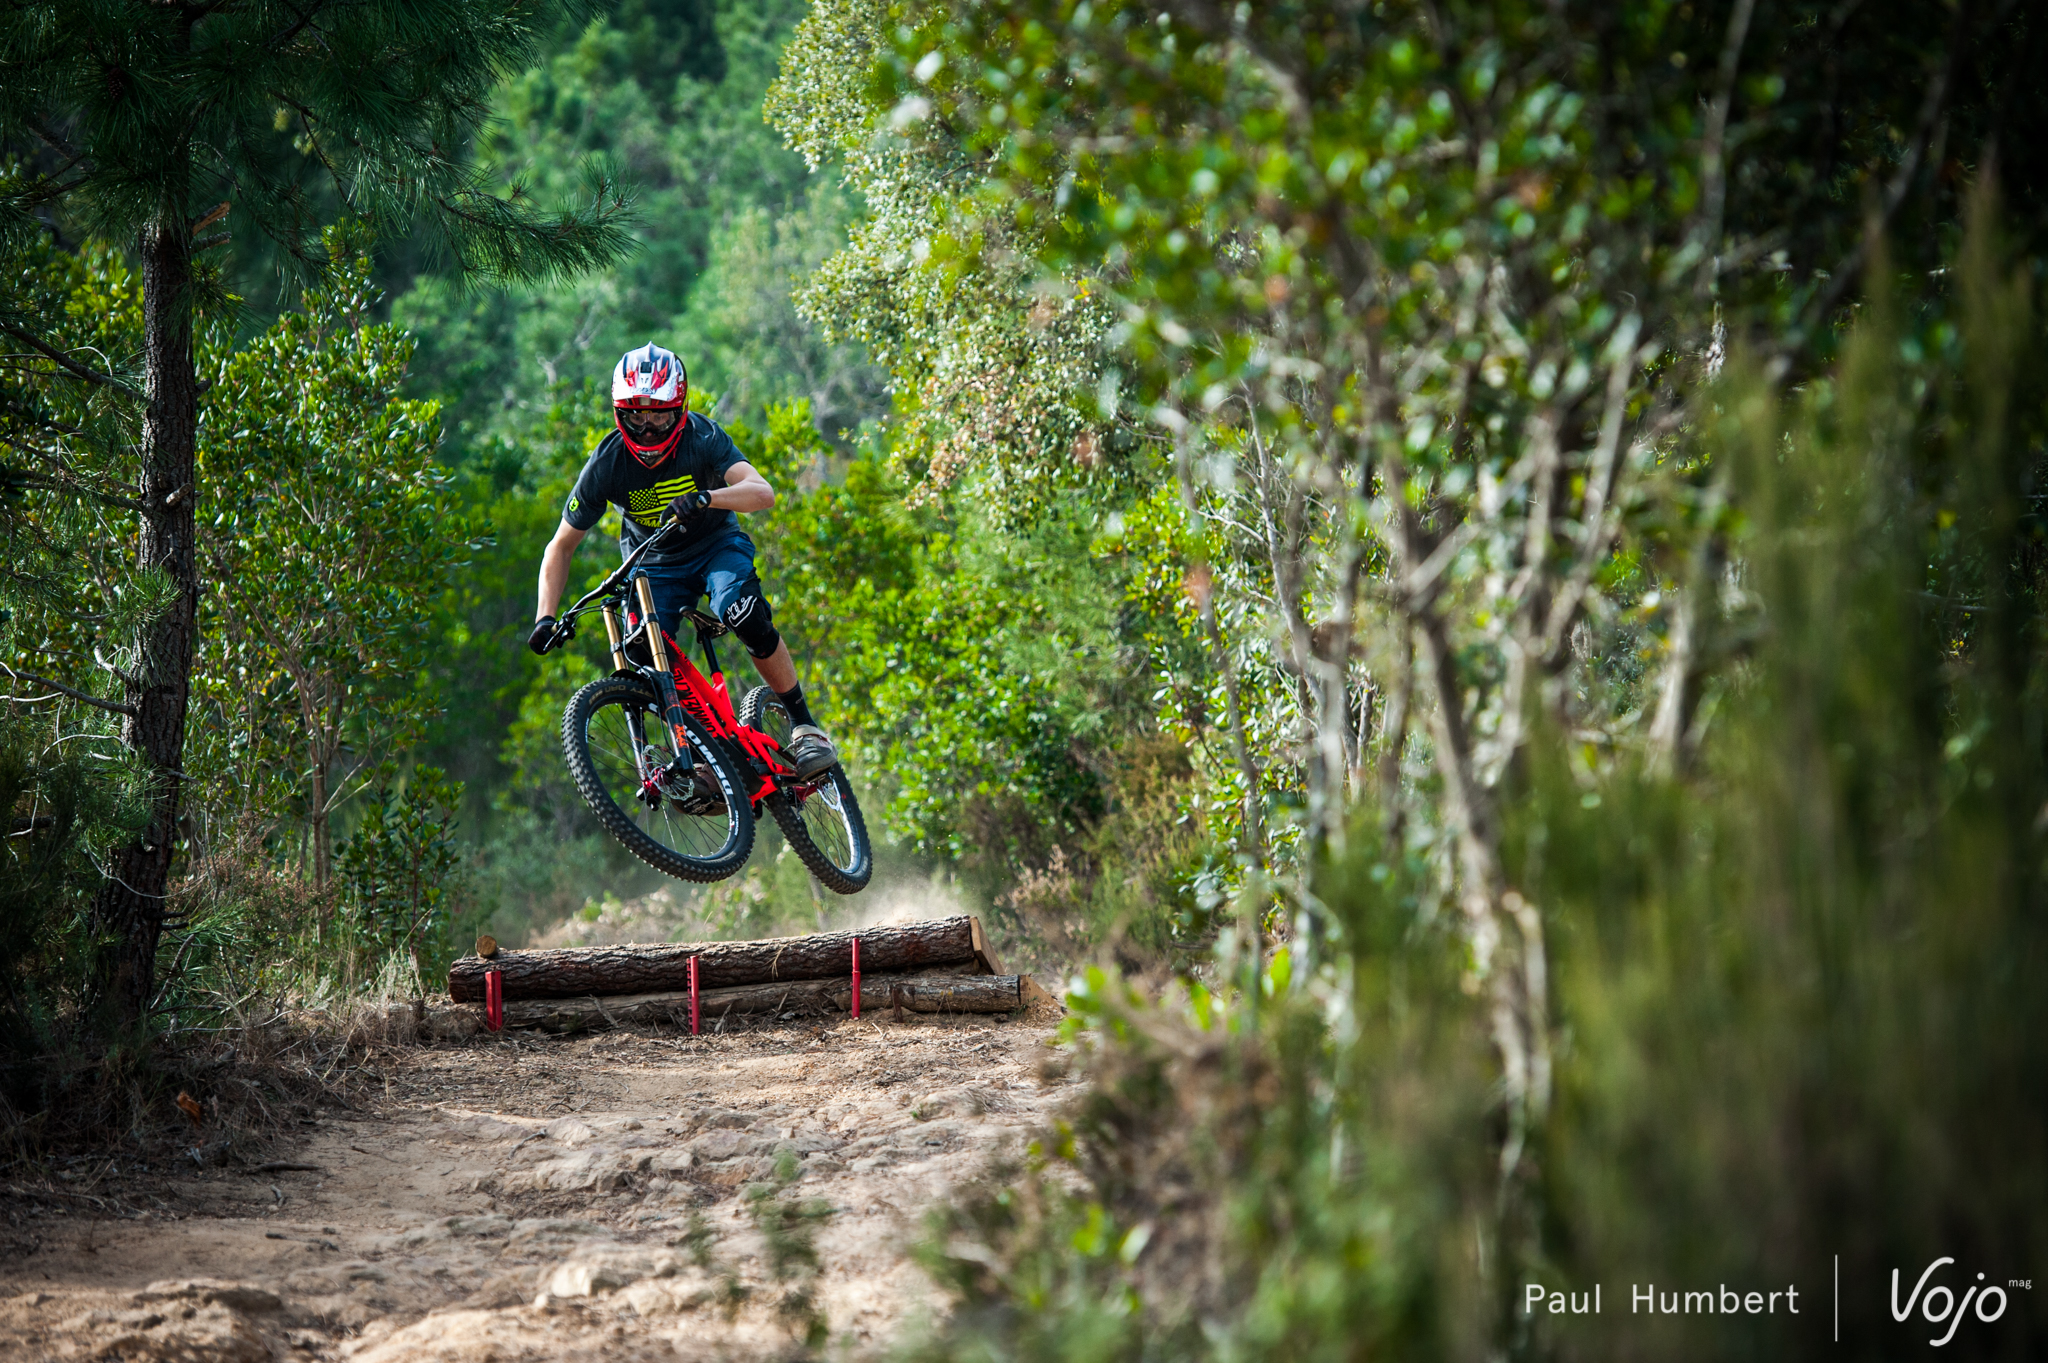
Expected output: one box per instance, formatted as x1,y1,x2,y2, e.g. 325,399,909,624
689,955,701,1036
851,937,861,1019
484,970,504,1033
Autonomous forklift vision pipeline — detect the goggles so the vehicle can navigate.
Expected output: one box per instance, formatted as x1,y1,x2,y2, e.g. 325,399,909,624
618,406,681,441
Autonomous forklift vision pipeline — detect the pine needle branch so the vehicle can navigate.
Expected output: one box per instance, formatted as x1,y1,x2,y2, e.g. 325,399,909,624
0,664,137,718
0,325,144,400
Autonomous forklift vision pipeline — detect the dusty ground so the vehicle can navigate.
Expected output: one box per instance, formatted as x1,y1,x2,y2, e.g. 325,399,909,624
0,1005,1069,1361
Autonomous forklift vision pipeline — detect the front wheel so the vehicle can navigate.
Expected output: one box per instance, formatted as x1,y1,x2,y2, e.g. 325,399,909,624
563,674,754,882
738,686,872,894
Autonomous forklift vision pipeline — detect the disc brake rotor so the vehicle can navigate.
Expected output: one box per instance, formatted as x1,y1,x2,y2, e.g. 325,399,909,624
652,744,726,814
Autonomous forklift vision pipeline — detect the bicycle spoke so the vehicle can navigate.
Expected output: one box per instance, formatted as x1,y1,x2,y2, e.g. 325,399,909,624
591,735,639,767
587,697,735,859
564,673,754,884
793,778,856,868
741,691,861,876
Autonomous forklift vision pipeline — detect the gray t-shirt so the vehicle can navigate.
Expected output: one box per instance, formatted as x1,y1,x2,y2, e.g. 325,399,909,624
563,414,745,564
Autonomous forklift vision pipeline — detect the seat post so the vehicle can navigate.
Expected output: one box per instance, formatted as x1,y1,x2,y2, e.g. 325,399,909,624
699,626,721,679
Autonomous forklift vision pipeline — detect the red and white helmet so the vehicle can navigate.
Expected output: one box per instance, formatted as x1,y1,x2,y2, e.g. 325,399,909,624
612,342,688,465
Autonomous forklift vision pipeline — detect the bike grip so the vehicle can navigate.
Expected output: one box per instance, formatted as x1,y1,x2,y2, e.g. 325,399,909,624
528,615,558,656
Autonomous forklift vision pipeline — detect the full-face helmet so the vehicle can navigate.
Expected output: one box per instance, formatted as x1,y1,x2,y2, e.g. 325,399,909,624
612,342,688,465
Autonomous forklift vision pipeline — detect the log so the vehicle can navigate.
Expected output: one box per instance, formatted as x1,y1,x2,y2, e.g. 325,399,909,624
488,973,1028,1033
447,915,993,1003
827,973,1024,1017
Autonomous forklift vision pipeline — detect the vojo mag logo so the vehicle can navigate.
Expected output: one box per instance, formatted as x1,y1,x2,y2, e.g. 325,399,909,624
1516,1254,2030,1348
1891,1257,2021,1349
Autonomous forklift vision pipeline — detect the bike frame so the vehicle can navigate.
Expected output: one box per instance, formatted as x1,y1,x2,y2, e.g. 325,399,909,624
557,520,809,809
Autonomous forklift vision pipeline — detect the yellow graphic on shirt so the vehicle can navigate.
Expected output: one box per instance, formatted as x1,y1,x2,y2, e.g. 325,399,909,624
626,474,698,527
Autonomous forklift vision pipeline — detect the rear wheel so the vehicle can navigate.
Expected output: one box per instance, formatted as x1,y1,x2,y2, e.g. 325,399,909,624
738,686,872,894
563,674,753,881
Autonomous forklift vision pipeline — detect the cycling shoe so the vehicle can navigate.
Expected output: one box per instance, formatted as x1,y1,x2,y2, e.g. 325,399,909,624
782,725,839,780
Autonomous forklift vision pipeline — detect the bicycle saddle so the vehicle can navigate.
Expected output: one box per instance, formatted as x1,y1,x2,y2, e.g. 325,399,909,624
681,605,728,638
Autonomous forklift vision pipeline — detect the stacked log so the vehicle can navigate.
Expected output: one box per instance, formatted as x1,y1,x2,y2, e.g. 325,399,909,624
446,914,1034,1028
495,974,1035,1033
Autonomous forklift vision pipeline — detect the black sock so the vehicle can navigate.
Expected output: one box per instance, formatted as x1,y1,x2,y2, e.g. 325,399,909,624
776,684,817,729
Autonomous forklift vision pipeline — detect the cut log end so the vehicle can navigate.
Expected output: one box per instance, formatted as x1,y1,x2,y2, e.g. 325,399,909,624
968,916,1005,974
475,934,499,960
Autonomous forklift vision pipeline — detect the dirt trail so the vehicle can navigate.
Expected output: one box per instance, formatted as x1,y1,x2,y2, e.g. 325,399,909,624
0,1007,1068,1360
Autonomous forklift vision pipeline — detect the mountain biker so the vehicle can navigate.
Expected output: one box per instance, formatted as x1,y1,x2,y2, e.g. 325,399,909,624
528,341,838,780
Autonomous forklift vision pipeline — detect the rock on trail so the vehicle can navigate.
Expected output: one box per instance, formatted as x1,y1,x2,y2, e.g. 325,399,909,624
0,1009,1070,1360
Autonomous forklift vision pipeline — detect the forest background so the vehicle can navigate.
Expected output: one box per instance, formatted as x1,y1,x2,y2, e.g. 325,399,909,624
5,0,2048,1359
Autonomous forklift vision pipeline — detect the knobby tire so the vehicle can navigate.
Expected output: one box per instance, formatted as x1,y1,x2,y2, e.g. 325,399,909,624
738,685,872,895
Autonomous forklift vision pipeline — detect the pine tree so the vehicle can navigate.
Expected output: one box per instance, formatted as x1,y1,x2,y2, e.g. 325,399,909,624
0,0,632,1023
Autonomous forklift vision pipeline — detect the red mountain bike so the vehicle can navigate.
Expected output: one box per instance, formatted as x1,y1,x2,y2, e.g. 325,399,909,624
547,519,872,894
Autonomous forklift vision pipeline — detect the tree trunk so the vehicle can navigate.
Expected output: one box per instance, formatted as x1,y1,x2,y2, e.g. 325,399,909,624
93,212,199,1025
310,757,332,891
1648,513,1725,776
488,973,1029,1032
1377,622,1414,842
446,914,1000,1002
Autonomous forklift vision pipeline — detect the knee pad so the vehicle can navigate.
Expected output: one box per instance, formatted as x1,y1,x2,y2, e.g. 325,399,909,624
721,576,782,658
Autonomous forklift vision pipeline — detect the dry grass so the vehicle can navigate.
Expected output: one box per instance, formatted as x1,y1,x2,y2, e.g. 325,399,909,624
0,948,462,1199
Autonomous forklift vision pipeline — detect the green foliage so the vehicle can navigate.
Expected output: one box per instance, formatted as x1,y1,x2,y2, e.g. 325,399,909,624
0,235,150,691
381,2,909,951
764,0,2048,939
3,0,634,1035
766,0,1119,499
336,765,471,986
152,833,329,1018
754,2,2048,1357
0,708,146,1124
193,232,477,878
725,400,1182,942
1513,249,2047,1358
902,213,2048,1358
909,915,1492,1363
391,0,836,460
832,512,1117,863
416,381,614,806
675,186,887,435
736,399,924,656
498,646,605,838
0,0,632,286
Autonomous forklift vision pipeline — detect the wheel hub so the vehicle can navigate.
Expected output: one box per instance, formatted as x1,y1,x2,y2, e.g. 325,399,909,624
652,749,726,814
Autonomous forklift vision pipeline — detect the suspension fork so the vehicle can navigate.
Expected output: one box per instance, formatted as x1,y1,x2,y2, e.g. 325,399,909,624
604,597,661,771
602,599,630,672
608,588,695,772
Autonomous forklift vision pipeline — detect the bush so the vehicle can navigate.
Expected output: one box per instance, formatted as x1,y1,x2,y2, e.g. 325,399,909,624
0,708,147,1150
337,765,476,994
901,238,2048,1360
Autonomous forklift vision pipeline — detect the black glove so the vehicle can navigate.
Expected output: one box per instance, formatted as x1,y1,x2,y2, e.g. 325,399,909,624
528,616,559,655
666,490,713,523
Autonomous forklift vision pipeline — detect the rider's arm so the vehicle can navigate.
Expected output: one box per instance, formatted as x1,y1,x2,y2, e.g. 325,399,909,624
536,519,588,620
712,461,774,513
